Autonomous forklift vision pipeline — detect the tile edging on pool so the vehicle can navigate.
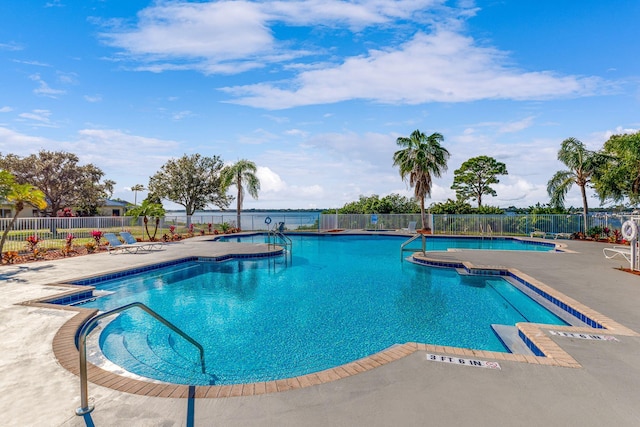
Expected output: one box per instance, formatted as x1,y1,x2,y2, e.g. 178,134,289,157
410,253,636,336
32,246,639,399
48,311,637,400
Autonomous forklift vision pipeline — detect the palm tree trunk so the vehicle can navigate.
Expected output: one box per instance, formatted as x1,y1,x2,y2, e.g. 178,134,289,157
152,218,160,240
236,189,241,231
0,210,21,255
420,198,427,230
143,216,151,240
580,184,589,234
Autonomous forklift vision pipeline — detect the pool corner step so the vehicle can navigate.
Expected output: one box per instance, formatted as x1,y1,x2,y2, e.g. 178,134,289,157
491,324,536,356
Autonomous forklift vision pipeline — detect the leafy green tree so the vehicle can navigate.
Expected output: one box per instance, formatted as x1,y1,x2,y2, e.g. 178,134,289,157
336,195,382,214
475,205,505,214
125,199,166,241
377,193,420,214
393,129,450,230
330,194,419,214
429,199,474,214
0,178,47,254
451,156,508,207
547,138,603,233
75,170,115,216
221,159,260,230
130,184,145,206
148,154,230,226
593,131,640,205
0,150,113,216
0,170,13,199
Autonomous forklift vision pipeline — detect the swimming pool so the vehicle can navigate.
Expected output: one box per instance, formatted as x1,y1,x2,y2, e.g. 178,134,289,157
73,234,567,385
221,233,557,252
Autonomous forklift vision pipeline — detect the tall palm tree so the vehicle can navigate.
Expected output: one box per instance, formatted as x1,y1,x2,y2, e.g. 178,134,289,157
547,137,602,234
0,182,47,254
131,184,144,206
393,130,450,231
221,160,260,231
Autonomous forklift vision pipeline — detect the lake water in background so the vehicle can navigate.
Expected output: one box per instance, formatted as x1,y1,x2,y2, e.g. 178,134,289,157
163,210,322,230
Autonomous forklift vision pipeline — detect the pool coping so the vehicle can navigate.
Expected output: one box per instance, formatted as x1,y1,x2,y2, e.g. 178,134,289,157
19,243,639,399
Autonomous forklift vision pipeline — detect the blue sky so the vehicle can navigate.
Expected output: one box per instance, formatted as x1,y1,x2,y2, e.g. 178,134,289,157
1,0,639,211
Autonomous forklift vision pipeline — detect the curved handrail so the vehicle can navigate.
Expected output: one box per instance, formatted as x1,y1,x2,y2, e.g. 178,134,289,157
268,224,292,253
76,302,205,416
400,233,426,261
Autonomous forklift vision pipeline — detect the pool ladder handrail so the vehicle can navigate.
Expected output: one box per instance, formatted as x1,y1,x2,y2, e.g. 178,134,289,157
480,224,494,239
75,302,206,416
400,233,426,261
268,222,292,254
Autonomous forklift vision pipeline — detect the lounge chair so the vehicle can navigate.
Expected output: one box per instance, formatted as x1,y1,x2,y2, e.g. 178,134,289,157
103,232,145,254
120,231,164,251
603,246,632,263
529,230,547,238
401,221,417,233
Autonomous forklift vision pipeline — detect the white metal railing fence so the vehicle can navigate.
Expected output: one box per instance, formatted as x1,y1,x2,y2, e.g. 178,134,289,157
319,213,631,236
320,213,428,231
0,216,145,252
1,212,634,253
163,213,320,232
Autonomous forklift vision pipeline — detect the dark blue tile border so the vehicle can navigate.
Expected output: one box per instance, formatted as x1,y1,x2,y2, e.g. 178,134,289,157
50,250,284,306
47,290,94,305
518,329,545,356
411,255,604,330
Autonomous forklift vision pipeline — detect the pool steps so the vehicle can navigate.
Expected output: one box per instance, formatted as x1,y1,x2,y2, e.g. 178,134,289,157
491,325,535,356
103,330,214,385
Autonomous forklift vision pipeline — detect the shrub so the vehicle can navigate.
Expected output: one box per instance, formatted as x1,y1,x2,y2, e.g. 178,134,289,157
62,233,75,257
587,226,603,240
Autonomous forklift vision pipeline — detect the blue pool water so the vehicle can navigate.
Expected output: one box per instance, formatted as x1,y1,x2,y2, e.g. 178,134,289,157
220,233,556,252
80,234,564,385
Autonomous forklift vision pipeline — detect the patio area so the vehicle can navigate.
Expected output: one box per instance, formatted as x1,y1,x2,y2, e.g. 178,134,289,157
1,236,639,426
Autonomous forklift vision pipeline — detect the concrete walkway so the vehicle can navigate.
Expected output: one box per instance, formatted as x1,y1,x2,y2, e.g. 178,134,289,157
1,236,639,426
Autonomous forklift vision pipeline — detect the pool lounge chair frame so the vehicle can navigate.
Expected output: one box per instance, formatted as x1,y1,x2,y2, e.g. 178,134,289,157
119,231,164,251
603,246,632,263
401,221,417,234
103,233,147,254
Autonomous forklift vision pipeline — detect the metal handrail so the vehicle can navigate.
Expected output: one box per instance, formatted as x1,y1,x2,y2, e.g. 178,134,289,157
400,233,426,261
268,223,292,253
75,302,205,416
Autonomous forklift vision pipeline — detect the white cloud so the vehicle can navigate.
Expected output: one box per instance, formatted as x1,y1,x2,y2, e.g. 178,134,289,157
0,126,50,153
17,109,57,127
172,110,193,120
0,106,13,113
223,31,602,109
100,0,441,66
0,42,23,51
100,1,275,73
29,73,66,98
84,95,103,103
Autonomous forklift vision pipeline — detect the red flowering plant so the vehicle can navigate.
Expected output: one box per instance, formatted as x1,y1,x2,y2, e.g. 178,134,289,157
611,229,623,244
169,225,176,236
91,230,103,244
26,235,39,251
25,235,41,259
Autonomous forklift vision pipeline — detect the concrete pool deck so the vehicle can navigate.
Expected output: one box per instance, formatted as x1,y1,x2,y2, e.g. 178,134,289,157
1,235,640,426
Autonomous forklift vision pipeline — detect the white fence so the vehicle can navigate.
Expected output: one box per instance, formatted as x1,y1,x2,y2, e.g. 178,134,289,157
320,213,628,236
0,212,633,252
